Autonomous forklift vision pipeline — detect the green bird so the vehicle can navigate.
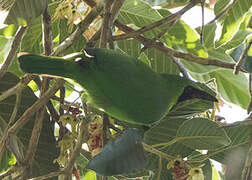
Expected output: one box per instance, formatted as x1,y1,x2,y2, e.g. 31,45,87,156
18,48,217,125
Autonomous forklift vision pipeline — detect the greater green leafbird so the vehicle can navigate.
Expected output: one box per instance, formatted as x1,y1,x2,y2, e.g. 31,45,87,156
18,48,217,125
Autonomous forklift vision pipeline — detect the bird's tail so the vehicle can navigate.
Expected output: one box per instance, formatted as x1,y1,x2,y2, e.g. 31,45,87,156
18,53,81,79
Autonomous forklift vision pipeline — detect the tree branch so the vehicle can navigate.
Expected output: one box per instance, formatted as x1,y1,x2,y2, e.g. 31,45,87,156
113,0,198,41
0,90,22,163
0,74,33,102
0,165,19,179
234,39,252,75
0,26,27,79
242,145,252,180
209,0,238,24
99,0,114,48
62,117,89,179
52,1,104,56
171,56,190,79
42,5,53,56
22,6,54,178
0,79,64,173
85,0,126,48
29,171,63,180
8,79,64,135
83,0,238,71
114,21,240,71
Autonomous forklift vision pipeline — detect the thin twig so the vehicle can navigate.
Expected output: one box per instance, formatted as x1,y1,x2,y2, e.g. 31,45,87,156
209,0,238,24
157,156,162,180
108,29,115,49
21,6,54,177
52,1,104,56
33,76,60,122
86,29,101,47
234,40,252,75
72,0,240,71
142,143,175,160
110,0,126,23
171,56,190,79
28,171,63,180
59,87,65,116
108,123,122,133
248,74,252,113
102,113,109,146
86,0,125,48
99,0,114,48
0,74,33,101
200,0,205,44
242,145,252,180
141,17,179,52
23,79,49,177
0,165,19,179
8,79,64,135
0,91,22,163
42,5,53,56
0,26,27,79
113,0,198,41
114,20,241,71
22,108,46,178
62,117,89,179
47,100,60,122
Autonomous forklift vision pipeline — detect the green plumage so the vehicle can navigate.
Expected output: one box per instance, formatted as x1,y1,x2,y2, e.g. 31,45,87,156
18,48,216,125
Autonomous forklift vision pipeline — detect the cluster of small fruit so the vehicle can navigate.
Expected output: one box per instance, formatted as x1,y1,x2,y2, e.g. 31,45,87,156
54,104,83,165
167,158,204,180
87,115,103,157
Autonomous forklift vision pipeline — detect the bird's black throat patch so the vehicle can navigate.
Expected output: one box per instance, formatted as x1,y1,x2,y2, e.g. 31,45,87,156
178,86,218,102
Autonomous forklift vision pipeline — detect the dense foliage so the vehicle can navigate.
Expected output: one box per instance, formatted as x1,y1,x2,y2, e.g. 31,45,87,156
0,0,251,179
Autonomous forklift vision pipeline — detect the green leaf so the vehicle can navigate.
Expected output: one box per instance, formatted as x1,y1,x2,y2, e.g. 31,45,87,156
117,39,142,58
221,30,252,50
0,72,59,179
202,23,217,49
230,43,252,73
87,128,146,176
58,19,86,55
176,118,231,150
20,17,43,53
117,39,153,67
0,35,13,63
181,48,234,74
0,149,12,171
118,0,162,38
118,39,180,73
84,171,96,180
191,70,249,109
168,99,214,118
144,117,194,180
214,0,230,18
146,0,189,8
20,1,60,53
144,117,194,156
158,9,207,58
0,24,17,37
3,0,48,26
144,48,179,74
216,0,252,47
210,125,250,163
209,125,250,179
